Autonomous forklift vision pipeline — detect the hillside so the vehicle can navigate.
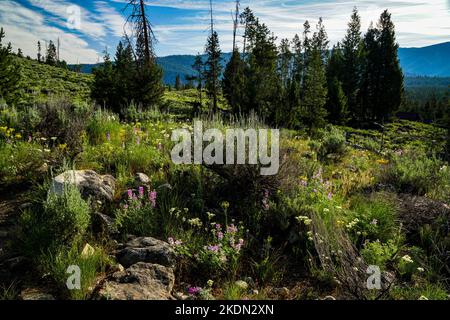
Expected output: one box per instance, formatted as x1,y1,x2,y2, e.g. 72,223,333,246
398,42,450,77
14,57,93,105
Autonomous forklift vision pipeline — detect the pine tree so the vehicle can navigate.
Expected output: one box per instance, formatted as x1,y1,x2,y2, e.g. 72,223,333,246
91,50,115,110
204,31,222,113
361,24,380,121
17,48,23,58
46,40,58,66
37,41,42,62
375,10,404,121
342,7,364,121
222,49,245,114
125,0,164,108
302,21,328,133
175,74,182,90
0,28,21,104
326,44,348,124
192,54,204,106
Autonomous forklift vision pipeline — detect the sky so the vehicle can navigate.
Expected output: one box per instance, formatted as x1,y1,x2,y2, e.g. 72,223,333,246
0,0,449,64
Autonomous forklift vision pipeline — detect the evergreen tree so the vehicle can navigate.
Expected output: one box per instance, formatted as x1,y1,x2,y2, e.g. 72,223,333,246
222,49,245,114
342,7,364,120
46,40,58,66
326,44,349,124
125,0,164,108
192,54,204,105
91,50,115,110
374,10,404,121
37,41,42,62
361,24,380,121
302,21,328,133
17,48,23,58
175,74,182,90
204,31,222,112
0,28,20,105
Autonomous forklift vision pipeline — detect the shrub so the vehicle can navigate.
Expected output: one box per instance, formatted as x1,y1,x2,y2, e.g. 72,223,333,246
20,183,91,255
39,241,111,300
361,240,398,270
310,127,347,161
389,283,449,300
383,149,447,196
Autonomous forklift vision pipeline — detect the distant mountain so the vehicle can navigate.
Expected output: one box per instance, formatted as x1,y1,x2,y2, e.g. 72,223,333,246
398,42,450,77
72,42,450,84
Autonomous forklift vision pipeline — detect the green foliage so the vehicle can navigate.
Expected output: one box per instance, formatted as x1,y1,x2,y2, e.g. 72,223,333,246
347,194,398,243
383,149,449,197
312,127,347,161
0,28,21,105
361,240,398,269
39,241,111,300
19,184,91,256
389,283,449,300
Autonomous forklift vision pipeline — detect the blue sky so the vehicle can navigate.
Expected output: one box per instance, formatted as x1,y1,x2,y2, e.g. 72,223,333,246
1,0,449,63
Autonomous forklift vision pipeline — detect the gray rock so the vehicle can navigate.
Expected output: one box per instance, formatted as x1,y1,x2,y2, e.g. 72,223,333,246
94,262,175,300
50,170,116,202
117,237,176,268
20,288,55,300
93,212,117,235
323,295,336,300
135,173,151,186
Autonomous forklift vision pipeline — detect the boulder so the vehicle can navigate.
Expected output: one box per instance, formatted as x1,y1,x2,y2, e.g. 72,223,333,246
93,212,117,235
49,170,115,202
117,237,176,268
20,288,55,300
94,262,175,300
135,173,151,187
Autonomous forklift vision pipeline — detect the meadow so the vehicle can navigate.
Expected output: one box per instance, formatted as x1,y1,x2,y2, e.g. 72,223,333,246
0,67,449,300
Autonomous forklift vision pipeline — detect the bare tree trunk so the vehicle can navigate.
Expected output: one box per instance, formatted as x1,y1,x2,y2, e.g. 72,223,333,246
209,0,217,113
232,0,240,51
139,0,151,64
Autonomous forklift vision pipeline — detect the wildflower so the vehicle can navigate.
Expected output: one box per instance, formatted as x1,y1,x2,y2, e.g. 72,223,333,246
168,237,174,246
323,208,330,213
207,212,215,220
371,219,378,225
106,132,111,142
127,189,133,199
221,201,230,210
327,192,333,200
136,136,141,145
227,224,238,234
187,287,202,295
123,204,129,210
215,223,222,231
417,267,425,272
217,231,224,241
207,280,214,287
401,255,414,264
207,245,219,252
138,186,144,198
149,191,157,207
188,218,202,228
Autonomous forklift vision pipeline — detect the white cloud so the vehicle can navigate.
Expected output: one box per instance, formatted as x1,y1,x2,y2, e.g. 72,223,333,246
0,1,101,63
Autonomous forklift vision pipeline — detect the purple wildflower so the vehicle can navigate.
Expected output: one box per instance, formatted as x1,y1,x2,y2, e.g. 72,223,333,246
217,231,224,241
168,237,175,246
227,224,238,234
187,287,202,295
208,245,220,252
138,186,144,198
328,192,333,200
127,189,133,199
106,132,111,142
149,191,157,207
215,224,222,231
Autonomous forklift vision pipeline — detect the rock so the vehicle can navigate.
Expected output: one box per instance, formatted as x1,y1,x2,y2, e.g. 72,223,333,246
94,262,175,300
174,292,189,300
20,288,55,300
273,287,290,298
116,237,176,268
93,212,117,235
135,173,151,186
323,295,336,300
50,170,116,202
235,280,249,290
81,243,95,257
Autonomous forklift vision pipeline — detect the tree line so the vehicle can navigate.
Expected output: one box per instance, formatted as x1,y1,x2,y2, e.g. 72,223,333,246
195,7,405,131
